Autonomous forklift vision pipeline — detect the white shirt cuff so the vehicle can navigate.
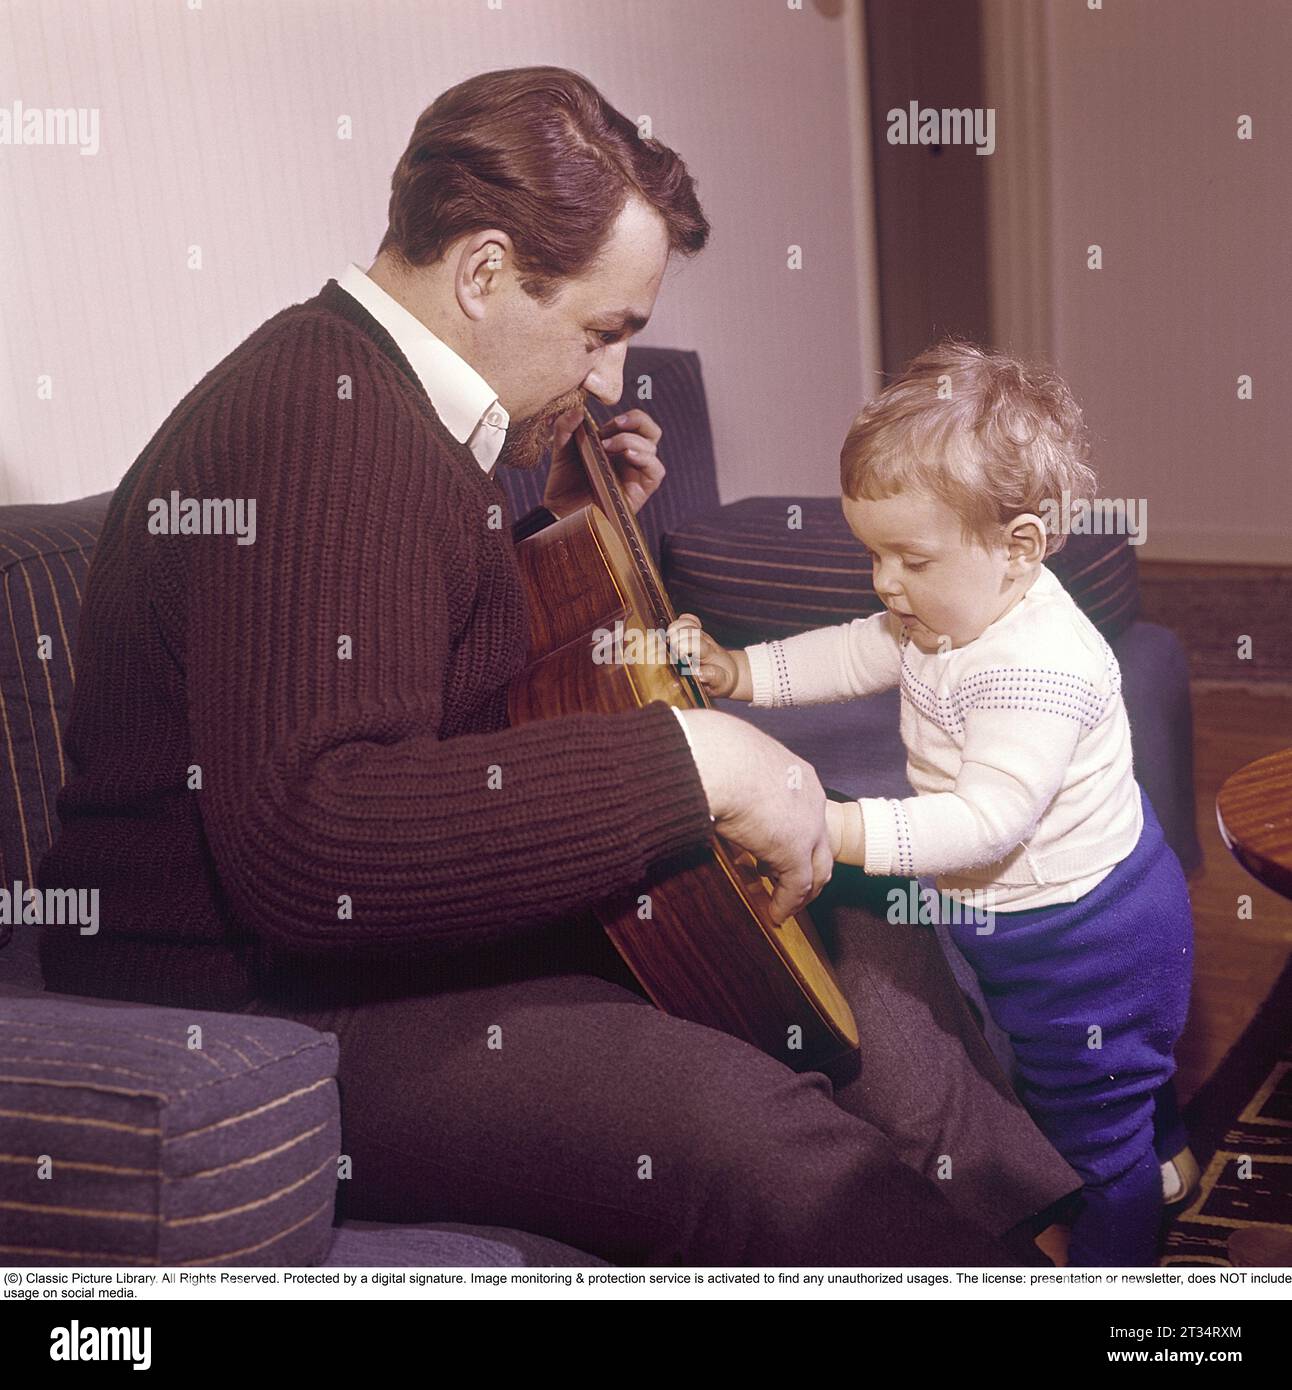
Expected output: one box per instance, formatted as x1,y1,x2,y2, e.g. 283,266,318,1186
670,707,715,824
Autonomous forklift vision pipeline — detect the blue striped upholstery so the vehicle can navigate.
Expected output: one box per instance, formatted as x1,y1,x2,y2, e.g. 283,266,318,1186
0,988,340,1265
0,496,108,966
662,496,1141,648
0,503,347,1267
494,346,721,564
321,1219,611,1267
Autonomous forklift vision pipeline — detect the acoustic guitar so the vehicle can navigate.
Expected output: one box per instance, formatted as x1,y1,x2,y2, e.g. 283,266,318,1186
507,407,859,1069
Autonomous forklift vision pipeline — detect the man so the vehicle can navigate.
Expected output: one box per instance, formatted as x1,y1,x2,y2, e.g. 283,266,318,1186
39,66,1078,1265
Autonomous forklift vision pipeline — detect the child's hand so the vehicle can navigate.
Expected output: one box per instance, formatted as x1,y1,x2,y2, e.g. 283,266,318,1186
666,613,751,700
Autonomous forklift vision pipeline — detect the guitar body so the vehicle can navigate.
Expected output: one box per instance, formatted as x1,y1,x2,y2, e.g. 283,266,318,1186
507,413,859,1070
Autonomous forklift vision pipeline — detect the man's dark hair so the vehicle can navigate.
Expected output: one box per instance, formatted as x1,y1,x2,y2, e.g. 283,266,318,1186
378,65,711,301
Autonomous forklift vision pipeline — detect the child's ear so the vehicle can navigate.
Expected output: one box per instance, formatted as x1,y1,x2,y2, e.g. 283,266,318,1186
1005,513,1047,568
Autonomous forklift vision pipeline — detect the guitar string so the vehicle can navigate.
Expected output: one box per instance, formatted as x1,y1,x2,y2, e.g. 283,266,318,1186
583,408,709,708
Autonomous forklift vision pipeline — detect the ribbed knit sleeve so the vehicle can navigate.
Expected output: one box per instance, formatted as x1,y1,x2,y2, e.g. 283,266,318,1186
160,314,713,962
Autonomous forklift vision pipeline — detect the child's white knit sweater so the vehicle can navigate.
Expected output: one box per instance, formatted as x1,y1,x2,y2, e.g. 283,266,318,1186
744,564,1144,910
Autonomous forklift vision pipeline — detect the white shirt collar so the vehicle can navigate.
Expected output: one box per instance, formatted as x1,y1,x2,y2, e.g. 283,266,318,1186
336,263,509,473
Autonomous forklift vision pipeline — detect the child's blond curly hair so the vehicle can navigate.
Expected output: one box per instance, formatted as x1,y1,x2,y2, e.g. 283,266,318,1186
840,338,1097,557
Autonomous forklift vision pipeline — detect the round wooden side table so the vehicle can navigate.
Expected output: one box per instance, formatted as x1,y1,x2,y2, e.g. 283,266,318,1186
1216,746,1292,901
1214,746,1292,1267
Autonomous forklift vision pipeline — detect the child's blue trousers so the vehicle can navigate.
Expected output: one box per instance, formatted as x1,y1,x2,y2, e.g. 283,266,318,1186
944,784,1194,1266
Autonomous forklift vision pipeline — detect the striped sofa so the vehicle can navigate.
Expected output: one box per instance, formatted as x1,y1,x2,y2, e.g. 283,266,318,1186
0,345,1200,1267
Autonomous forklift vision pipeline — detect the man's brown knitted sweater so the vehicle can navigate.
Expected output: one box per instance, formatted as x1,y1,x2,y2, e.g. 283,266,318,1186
38,280,714,1010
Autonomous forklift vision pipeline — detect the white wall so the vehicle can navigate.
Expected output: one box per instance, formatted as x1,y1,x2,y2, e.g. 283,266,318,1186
1038,0,1290,564
0,0,879,507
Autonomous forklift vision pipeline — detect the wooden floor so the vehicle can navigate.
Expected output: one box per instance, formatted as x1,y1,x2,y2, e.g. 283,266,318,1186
1174,685,1292,1104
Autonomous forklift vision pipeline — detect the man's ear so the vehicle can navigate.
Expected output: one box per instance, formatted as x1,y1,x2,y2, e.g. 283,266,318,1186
1005,513,1048,570
455,228,514,323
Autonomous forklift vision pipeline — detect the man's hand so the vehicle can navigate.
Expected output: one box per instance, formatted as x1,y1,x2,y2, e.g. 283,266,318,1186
543,407,664,518
667,613,753,700
678,708,833,925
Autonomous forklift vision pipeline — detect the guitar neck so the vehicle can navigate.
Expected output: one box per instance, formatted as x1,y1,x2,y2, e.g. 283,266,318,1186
575,408,675,628
573,409,709,708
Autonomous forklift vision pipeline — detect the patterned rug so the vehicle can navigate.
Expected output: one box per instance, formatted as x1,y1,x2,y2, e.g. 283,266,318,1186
1161,953,1292,1265
1138,563,1292,687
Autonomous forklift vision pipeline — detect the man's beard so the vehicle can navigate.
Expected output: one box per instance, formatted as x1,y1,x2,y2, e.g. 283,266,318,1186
493,388,587,473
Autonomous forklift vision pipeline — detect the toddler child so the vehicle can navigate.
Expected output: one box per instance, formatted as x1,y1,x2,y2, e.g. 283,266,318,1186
670,340,1194,1267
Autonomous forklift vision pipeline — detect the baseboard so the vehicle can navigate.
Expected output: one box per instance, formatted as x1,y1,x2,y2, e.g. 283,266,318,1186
1136,535,1292,567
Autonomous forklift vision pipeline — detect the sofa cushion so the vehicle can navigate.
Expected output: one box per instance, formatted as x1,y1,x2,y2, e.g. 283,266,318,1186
0,985,340,1265
662,496,1141,648
714,688,909,802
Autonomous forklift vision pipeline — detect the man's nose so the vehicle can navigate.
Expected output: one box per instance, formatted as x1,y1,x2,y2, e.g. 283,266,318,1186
583,344,627,408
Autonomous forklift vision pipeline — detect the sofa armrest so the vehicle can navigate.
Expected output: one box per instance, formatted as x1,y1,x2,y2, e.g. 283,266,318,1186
0,986,340,1266
1114,620,1203,875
